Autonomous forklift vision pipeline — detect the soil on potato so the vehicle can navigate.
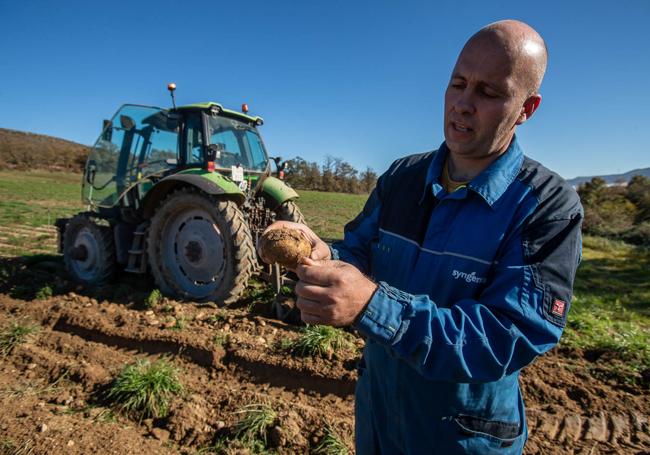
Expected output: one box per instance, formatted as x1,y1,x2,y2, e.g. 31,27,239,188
0,259,648,454
259,228,311,269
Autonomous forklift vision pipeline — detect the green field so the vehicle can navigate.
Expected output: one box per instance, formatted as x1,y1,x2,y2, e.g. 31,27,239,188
0,170,83,227
0,170,648,383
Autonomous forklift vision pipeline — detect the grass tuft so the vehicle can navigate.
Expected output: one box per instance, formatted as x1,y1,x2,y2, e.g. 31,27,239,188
105,358,183,419
313,423,349,455
292,325,351,359
0,437,34,455
144,289,163,309
233,402,277,446
170,316,186,331
34,284,53,300
0,322,38,356
213,332,229,348
207,310,228,325
274,337,293,352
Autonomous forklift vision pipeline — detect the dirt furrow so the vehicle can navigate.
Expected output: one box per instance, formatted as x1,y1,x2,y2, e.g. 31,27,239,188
1,291,648,454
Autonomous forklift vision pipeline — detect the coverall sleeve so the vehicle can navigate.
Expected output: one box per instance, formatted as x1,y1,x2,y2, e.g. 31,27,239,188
352,201,584,383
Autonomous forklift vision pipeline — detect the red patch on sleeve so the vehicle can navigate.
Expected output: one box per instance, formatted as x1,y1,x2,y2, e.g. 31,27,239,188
551,299,566,317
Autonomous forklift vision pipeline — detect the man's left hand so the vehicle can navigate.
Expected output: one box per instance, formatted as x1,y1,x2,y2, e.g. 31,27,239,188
294,258,378,326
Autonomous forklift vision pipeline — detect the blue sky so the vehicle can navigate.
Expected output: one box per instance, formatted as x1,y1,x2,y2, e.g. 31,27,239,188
1,0,648,179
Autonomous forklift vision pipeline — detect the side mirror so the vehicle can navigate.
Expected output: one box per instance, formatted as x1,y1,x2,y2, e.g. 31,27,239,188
269,156,287,179
205,143,223,161
102,120,112,141
120,115,136,131
86,161,97,185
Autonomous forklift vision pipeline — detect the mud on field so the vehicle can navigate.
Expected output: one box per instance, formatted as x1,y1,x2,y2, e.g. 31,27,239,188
0,258,648,454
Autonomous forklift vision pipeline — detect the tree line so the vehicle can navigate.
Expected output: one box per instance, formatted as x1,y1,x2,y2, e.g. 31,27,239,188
578,175,650,246
283,155,378,194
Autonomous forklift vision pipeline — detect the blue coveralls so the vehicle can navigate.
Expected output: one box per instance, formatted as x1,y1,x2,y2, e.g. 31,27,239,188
331,138,583,454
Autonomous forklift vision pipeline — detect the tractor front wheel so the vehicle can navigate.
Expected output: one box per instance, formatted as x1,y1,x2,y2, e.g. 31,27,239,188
147,188,255,303
63,214,115,285
274,200,305,224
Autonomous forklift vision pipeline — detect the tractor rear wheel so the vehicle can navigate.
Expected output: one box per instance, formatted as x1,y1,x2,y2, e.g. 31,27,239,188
147,188,255,303
63,214,115,285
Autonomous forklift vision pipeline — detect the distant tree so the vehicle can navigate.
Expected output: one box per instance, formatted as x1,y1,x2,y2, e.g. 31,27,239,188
321,156,337,192
284,155,377,195
626,175,650,222
360,167,378,194
578,176,641,242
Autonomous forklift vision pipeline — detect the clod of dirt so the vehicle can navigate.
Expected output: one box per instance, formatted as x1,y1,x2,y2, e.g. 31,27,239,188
259,228,312,268
166,395,211,445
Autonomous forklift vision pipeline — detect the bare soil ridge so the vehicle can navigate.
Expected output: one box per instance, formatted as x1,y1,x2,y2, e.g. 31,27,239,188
1,285,648,454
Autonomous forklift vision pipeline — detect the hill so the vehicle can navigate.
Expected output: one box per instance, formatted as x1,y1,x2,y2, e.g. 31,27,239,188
567,167,650,187
0,128,89,172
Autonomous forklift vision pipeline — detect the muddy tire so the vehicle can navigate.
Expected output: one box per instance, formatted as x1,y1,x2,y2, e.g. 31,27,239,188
63,214,115,285
275,200,305,224
147,188,255,304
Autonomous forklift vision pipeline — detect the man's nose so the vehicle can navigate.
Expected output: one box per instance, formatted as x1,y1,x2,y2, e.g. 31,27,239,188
453,89,475,115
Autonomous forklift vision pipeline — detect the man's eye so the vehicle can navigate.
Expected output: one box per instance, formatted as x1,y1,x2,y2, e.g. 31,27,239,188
482,90,498,98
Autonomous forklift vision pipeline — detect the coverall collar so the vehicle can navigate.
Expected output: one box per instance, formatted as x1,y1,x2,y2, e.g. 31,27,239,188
422,136,524,208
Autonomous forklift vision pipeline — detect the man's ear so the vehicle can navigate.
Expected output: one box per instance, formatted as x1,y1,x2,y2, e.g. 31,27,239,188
516,94,542,125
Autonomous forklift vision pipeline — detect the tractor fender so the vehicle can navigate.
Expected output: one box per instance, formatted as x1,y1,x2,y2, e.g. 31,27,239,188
142,172,245,218
259,176,299,210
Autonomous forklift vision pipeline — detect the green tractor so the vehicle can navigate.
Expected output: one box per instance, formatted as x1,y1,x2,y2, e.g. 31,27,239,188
57,85,304,305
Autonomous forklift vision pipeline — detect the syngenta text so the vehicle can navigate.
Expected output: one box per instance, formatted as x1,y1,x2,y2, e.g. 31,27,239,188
452,270,487,284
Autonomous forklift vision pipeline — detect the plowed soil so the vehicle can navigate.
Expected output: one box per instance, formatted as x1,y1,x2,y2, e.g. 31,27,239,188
0,259,648,454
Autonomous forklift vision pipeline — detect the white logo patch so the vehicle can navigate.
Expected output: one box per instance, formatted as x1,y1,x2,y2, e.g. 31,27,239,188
452,269,487,284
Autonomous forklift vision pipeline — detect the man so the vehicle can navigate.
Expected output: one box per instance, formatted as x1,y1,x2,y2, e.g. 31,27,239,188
262,20,583,454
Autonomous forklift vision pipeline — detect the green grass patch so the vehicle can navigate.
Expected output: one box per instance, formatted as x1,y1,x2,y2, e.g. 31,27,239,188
170,316,186,331
143,289,163,309
105,358,183,419
313,424,349,455
34,284,53,300
292,325,352,359
233,402,277,448
562,235,650,383
0,321,38,356
206,309,228,325
213,332,229,348
297,190,366,240
0,171,82,227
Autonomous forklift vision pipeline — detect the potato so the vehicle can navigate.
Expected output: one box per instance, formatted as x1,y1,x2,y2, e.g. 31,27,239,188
259,227,312,268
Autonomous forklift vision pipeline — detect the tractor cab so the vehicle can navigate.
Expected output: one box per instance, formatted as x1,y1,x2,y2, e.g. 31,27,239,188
83,102,270,212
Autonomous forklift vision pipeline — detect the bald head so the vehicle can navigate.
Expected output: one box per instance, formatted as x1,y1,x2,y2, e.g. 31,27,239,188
464,20,547,97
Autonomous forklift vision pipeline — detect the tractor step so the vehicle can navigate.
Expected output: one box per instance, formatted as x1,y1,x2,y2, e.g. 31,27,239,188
125,223,149,274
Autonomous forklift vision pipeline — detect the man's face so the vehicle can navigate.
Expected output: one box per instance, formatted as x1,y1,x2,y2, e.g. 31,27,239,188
444,38,527,160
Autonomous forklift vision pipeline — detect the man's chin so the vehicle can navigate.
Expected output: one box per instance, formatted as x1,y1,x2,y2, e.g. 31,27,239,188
444,139,476,157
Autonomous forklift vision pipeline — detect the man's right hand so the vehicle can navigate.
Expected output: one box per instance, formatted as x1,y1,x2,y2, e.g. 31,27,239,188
257,221,332,264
